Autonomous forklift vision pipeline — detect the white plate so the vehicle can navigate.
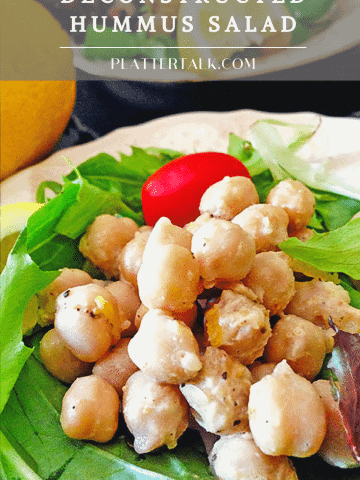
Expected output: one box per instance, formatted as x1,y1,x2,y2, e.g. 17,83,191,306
2,109,360,205
72,0,360,81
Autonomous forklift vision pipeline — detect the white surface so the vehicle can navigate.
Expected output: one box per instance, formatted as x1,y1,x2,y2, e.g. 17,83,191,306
2,110,360,205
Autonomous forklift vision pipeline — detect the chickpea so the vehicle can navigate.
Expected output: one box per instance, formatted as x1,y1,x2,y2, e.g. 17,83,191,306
61,375,119,443
264,314,332,381
92,338,138,396
209,433,298,480
40,329,93,383
285,279,360,333
266,179,315,234
118,229,151,289
199,176,259,220
291,227,314,242
180,347,252,435
128,309,202,384
134,303,198,330
134,303,149,330
248,361,276,383
185,212,213,234
37,268,93,326
191,218,255,289
313,380,358,468
204,286,271,365
142,217,193,258
244,251,295,316
55,284,129,362
137,243,201,313
248,360,326,457
139,225,152,233
232,204,289,253
79,214,139,278
105,281,141,337
123,370,189,454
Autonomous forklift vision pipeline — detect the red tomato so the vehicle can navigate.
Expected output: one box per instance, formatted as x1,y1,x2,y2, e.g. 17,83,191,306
141,152,251,227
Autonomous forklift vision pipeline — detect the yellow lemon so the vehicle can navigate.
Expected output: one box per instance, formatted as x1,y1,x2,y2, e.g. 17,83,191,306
0,202,42,271
0,0,76,180
177,0,291,72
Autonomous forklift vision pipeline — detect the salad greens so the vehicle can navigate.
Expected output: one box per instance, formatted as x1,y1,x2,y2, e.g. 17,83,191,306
328,326,360,465
1,123,360,480
0,148,182,413
250,119,360,203
279,218,360,280
0,230,59,414
228,130,360,232
1,340,212,480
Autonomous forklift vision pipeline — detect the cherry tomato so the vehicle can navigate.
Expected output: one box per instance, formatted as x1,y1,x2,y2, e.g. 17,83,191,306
141,152,251,227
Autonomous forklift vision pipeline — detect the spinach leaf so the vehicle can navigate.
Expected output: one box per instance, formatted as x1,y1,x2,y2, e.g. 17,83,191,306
0,430,42,480
0,353,214,480
0,358,81,480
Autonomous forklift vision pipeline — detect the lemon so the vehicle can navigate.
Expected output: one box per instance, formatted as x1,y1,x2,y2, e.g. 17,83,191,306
0,0,76,180
0,203,43,272
1,80,76,180
1,203,43,334
177,0,291,71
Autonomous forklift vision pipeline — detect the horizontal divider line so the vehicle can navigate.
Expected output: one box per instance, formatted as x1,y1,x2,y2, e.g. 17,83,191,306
61,46,307,49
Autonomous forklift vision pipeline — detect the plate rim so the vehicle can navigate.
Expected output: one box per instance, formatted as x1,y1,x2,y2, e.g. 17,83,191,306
2,109,360,206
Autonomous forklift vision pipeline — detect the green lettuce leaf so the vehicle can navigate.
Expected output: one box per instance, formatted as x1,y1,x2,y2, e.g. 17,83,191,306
0,147,181,414
229,131,360,231
0,230,59,414
279,218,360,280
250,119,360,202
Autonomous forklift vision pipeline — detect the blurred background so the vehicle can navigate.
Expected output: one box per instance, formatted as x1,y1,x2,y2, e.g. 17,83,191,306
69,80,360,140
35,0,359,141
2,0,359,180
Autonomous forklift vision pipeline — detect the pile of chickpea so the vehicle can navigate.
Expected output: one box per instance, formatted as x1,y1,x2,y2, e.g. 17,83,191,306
38,176,360,479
